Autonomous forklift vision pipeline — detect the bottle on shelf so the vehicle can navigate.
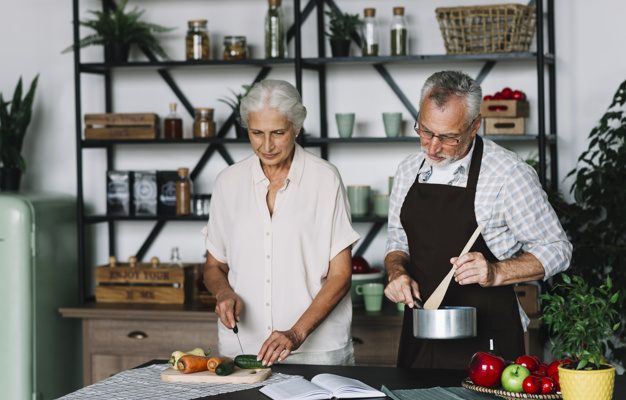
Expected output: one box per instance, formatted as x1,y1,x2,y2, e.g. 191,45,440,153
186,19,210,60
175,167,192,216
193,108,216,138
265,0,286,59
164,102,183,140
390,7,408,56
361,8,379,56
169,247,184,268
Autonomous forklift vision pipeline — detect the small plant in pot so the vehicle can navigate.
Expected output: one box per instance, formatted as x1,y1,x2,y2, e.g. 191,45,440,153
541,274,622,400
0,75,39,192
218,84,251,139
63,0,173,63
325,10,361,57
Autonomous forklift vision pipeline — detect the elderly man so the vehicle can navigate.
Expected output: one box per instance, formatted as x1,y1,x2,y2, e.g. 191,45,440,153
384,70,571,369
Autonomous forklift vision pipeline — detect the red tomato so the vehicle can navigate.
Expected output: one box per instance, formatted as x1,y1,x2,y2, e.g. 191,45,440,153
534,363,548,377
501,87,513,99
515,355,539,372
512,90,526,101
522,376,542,394
541,376,556,394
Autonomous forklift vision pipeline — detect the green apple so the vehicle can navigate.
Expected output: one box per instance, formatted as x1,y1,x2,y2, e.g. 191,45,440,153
501,364,531,393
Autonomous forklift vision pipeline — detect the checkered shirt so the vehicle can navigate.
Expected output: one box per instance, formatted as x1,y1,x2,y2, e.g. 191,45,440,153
385,136,572,280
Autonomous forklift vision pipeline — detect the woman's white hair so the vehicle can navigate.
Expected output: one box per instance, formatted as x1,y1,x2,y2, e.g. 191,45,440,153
419,70,482,126
239,79,307,131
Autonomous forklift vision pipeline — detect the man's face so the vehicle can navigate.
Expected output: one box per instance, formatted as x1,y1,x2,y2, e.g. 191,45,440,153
417,96,480,167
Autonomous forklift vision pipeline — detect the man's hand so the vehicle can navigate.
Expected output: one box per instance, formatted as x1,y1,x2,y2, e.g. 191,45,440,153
451,252,496,287
384,270,421,307
257,328,304,366
214,289,243,329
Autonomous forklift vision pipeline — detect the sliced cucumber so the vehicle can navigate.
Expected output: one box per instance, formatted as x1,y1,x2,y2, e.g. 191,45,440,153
234,354,265,369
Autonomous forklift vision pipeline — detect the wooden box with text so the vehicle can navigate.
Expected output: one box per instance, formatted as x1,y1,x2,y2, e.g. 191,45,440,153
514,283,539,316
95,261,195,304
484,117,525,135
480,100,529,118
84,113,159,140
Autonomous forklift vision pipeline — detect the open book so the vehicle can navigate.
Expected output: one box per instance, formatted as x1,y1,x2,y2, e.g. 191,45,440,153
260,373,385,400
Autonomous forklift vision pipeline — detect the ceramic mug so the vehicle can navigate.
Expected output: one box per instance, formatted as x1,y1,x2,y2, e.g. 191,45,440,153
335,113,356,138
382,112,402,137
356,282,384,312
347,185,370,217
373,193,390,218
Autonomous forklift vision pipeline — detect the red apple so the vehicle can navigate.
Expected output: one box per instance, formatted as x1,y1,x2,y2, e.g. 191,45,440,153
530,355,542,365
512,90,526,101
468,351,506,388
501,87,513,99
541,376,556,394
493,91,504,100
523,375,542,394
547,358,574,378
351,256,370,274
483,95,494,101
515,355,539,372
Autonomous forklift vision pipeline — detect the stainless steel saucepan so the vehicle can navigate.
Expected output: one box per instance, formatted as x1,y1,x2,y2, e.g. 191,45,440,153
413,306,477,339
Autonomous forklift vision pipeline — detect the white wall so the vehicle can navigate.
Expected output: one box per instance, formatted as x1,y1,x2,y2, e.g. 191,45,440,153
1,0,625,292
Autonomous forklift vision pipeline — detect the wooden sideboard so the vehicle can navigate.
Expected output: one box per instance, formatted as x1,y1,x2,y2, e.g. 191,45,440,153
60,302,539,386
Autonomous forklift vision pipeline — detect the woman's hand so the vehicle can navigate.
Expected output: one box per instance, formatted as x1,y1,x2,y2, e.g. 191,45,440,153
214,289,243,329
257,328,304,366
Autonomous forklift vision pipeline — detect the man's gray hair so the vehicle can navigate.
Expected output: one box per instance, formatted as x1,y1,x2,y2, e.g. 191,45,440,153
419,71,482,125
239,79,307,131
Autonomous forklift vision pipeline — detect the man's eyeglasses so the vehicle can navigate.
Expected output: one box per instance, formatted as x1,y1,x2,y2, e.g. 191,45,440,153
413,116,479,147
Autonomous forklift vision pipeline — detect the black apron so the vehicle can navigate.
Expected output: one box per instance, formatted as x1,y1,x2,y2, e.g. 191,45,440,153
397,136,524,369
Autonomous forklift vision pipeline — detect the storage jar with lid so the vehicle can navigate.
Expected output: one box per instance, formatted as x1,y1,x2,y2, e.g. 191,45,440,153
186,19,210,60
223,36,247,60
193,108,216,138
390,7,408,56
361,8,380,56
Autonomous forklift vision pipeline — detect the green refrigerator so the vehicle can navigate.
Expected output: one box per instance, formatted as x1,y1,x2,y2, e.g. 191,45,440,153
0,193,82,399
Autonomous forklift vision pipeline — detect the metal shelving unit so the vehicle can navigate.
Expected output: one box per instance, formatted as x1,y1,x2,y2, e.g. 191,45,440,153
72,0,557,303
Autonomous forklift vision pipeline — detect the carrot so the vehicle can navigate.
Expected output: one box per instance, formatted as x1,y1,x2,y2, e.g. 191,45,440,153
207,356,229,373
176,355,210,374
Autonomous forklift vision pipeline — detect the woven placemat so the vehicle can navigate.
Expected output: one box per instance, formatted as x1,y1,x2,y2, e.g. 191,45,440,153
462,378,562,400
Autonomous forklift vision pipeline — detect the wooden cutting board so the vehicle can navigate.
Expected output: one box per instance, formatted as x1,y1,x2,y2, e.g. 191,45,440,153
161,367,272,384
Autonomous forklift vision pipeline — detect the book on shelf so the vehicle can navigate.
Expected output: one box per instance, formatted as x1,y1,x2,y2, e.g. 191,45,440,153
259,373,385,400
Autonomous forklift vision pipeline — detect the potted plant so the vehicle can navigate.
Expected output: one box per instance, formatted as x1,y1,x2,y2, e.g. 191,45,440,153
63,0,173,63
541,274,622,400
218,84,251,139
0,75,39,192
325,10,361,57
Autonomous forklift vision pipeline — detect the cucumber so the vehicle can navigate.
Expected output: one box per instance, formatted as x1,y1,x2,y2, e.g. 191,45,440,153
215,359,235,376
234,354,265,369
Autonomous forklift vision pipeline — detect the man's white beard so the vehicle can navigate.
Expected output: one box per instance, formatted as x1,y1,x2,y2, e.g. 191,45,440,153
421,146,455,167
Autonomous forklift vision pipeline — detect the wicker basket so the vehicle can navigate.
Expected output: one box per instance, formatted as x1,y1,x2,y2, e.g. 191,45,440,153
435,4,536,54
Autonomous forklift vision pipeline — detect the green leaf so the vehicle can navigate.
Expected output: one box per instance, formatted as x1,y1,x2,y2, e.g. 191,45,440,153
562,274,571,284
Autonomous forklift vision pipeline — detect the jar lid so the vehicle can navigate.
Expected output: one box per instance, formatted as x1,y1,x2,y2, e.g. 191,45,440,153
364,8,376,17
268,0,282,6
195,107,214,117
188,19,208,27
224,35,247,41
393,7,404,16
177,167,189,176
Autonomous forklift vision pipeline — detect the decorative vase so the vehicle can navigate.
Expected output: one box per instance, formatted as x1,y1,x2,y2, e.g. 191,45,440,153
105,42,131,63
330,38,351,57
558,364,615,400
0,167,22,192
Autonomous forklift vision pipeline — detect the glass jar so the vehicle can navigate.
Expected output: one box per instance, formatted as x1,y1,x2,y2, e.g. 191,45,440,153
164,102,183,139
175,167,192,216
186,20,210,60
361,8,379,56
390,7,408,56
193,108,216,138
265,0,286,58
223,36,247,60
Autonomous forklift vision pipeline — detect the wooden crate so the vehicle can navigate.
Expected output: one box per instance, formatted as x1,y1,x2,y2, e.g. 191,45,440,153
95,261,195,304
484,117,525,135
514,283,539,316
84,113,158,140
481,100,529,118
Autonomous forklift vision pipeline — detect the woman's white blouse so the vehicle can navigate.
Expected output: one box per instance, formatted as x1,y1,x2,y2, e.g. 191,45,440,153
204,144,360,357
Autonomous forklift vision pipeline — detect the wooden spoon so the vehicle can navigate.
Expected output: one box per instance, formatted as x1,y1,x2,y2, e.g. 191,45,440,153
422,225,483,310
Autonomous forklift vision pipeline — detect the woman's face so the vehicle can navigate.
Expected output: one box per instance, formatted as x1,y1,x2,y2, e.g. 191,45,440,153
247,106,298,168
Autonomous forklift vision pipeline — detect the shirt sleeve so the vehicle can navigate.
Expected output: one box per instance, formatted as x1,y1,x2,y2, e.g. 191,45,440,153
204,175,228,264
385,161,411,257
501,163,572,280
329,178,361,261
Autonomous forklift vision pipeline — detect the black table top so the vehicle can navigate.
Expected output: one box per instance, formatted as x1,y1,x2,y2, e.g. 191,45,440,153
138,361,626,399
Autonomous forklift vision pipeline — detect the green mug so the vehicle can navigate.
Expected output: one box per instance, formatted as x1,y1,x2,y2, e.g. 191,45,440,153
373,193,389,217
356,282,384,312
382,112,402,137
347,185,370,217
336,113,356,138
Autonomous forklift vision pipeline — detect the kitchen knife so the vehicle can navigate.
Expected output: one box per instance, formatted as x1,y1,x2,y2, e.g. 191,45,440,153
233,323,244,354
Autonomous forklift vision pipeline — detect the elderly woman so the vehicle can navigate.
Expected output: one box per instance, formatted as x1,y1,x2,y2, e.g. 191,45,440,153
203,79,359,366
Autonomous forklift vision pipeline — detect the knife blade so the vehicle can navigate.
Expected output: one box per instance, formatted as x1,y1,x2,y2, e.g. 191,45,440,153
233,323,244,354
